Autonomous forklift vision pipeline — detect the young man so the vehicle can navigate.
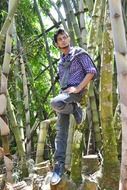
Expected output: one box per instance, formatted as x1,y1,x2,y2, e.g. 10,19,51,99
50,28,97,185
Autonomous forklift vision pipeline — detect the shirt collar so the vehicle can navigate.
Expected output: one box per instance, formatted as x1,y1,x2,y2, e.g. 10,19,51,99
61,47,74,62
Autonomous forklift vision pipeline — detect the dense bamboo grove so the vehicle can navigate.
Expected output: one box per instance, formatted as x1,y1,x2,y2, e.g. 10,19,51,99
0,0,127,189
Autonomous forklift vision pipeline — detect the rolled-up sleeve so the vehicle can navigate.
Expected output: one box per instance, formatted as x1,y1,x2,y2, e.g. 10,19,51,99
80,53,97,76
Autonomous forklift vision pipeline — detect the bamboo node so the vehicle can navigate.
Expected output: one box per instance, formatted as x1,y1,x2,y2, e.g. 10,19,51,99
122,71,127,76
114,13,120,18
121,52,126,56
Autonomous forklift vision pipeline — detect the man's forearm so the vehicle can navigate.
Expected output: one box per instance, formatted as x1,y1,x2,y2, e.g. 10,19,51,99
77,73,94,92
63,73,95,94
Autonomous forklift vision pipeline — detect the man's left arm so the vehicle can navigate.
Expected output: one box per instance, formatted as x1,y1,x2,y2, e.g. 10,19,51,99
63,73,94,94
64,53,97,94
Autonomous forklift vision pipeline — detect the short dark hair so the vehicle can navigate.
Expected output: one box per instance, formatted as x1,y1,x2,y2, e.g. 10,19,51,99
53,28,69,44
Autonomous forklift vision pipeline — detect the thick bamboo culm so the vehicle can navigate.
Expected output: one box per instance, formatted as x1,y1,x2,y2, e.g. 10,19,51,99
108,0,127,189
36,117,57,164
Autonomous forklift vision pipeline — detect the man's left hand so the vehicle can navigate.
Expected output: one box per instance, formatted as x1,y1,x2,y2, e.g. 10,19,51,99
63,86,80,94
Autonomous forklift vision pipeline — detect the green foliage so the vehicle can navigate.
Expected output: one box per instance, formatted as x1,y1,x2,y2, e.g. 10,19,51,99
0,1,8,28
9,0,60,127
16,0,40,41
39,0,51,12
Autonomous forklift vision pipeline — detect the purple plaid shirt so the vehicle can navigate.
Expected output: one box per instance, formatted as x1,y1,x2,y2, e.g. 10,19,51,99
58,47,97,88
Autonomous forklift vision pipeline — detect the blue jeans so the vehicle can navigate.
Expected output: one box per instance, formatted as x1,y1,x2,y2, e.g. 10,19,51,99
50,92,83,165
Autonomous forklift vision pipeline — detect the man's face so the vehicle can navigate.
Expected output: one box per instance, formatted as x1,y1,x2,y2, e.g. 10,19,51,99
56,33,70,49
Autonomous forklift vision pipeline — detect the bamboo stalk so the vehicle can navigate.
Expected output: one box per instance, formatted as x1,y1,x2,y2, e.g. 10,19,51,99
7,92,29,177
85,0,94,13
65,115,76,170
86,0,104,154
64,0,83,46
71,129,83,184
0,1,17,183
36,117,57,164
89,82,102,151
88,0,103,56
49,0,68,32
13,22,25,151
100,3,119,189
0,0,19,50
78,0,87,50
62,0,76,46
36,122,48,164
7,92,25,156
108,0,127,189
20,55,31,155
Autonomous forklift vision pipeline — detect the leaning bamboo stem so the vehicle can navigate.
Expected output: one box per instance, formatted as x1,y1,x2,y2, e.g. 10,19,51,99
62,0,76,45
65,0,82,46
7,92,28,177
49,0,68,32
7,92,26,158
78,0,87,50
88,0,103,56
0,0,19,50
